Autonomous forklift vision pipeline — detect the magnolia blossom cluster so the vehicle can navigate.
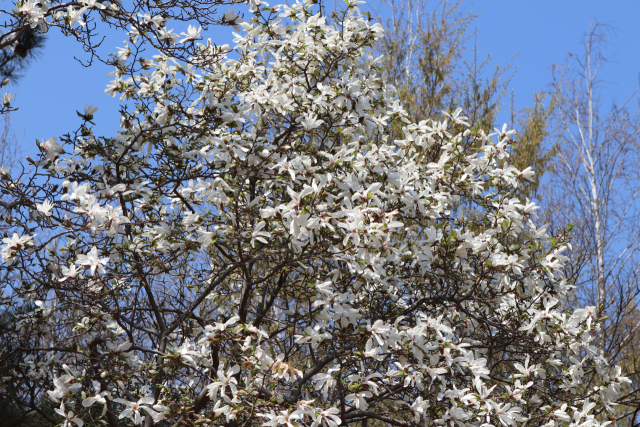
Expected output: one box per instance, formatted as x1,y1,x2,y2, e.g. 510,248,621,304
0,1,630,427
1,0,245,73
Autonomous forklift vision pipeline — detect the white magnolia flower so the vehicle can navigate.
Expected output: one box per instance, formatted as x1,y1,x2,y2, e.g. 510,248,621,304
40,137,64,161
223,9,244,31
75,246,109,275
207,365,240,401
179,25,201,43
114,397,158,425
311,407,342,427
55,403,84,427
345,391,373,410
47,375,81,403
82,381,110,416
37,200,55,216
60,264,80,281
81,0,106,9
1,233,34,263
18,1,44,27
83,104,98,118
298,112,324,130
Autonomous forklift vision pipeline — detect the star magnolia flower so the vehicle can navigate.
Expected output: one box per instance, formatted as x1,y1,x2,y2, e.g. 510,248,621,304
114,397,159,425
80,0,106,9
75,246,109,275
223,9,244,31
82,104,98,120
172,341,200,367
207,364,240,402
271,353,303,381
82,381,110,416
40,137,64,161
298,112,324,130
311,407,342,427
1,233,34,263
55,403,84,427
59,264,80,282
47,375,81,403
41,137,62,153
37,200,55,216
2,232,33,252
18,0,44,26
345,391,373,410
151,403,171,422
261,410,305,427
179,25,201,43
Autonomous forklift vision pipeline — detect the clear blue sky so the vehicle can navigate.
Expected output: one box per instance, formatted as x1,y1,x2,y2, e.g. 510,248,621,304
470,1,640,124
7,1,640,157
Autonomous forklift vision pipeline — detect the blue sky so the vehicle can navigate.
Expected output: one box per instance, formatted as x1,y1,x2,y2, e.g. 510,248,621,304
471,1,640,124
6,1,640,158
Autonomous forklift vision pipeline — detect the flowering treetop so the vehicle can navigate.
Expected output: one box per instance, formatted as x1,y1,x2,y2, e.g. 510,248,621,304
0,0,629,426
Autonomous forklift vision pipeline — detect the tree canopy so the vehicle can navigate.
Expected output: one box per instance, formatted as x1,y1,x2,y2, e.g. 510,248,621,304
0,1,629,427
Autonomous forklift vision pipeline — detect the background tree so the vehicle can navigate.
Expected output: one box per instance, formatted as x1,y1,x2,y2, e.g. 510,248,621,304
543,23,640,427
0,27,46,84
375,0,556,201
377,0,505,128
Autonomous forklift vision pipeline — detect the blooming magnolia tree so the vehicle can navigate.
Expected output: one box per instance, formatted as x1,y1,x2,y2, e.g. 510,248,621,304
0,0,630,426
